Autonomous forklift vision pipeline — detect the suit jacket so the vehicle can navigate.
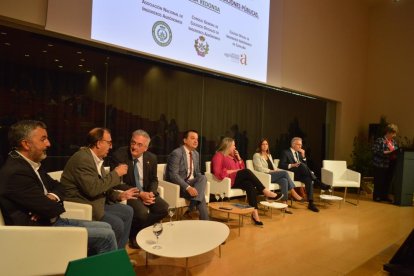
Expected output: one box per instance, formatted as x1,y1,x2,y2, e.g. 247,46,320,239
0,151,65,226
278,149,305,170
279,148,316,182
165,146,202,191
111,146,159,195
61,147,121,220
252,152,276,173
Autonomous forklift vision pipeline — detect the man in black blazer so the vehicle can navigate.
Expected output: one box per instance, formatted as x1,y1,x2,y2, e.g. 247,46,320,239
279,137,320,212
112,129,168,248
0,120,117,255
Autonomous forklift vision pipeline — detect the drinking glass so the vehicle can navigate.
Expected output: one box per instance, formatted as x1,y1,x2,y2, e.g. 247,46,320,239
221,192,226,206
215,193,221,203
168,207,175,226
152,222,163,249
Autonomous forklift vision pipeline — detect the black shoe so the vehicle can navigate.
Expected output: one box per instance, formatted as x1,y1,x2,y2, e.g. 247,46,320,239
319,183,331,191
308,203,320,212
267,193,284,201
251,215,264,226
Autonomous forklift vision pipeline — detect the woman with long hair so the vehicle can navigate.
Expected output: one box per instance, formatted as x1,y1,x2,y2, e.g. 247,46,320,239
211,137,282,226
253,138,305,214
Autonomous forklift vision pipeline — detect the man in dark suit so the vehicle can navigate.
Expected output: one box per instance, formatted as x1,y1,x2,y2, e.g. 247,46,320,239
0,120,117,255
279,137,321,212
166,130,209,220
111,129,169,248
61,127,137,249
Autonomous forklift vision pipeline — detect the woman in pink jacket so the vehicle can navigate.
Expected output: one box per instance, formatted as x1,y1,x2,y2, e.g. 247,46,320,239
211,137,282,226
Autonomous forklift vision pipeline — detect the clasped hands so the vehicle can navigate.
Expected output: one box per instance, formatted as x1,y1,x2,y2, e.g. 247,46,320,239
118,188,155,205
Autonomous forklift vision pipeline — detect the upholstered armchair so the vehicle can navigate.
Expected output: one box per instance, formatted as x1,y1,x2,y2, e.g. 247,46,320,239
321,160,361,205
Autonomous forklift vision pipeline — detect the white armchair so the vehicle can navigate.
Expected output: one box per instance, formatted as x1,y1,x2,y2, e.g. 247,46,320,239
48,170,64,181
156,163,210,219
245,160,280,191
205,161,245,200
321,160,361,205
157,164,187,213
0,207,88,276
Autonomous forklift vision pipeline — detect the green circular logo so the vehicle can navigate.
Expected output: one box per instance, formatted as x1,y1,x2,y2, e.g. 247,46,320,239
152,21,172,47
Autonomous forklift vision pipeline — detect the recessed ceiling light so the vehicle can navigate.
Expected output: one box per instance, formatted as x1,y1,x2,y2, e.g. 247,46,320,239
48,44,54,47
86,70,91,73
54,59,59,62
77,51,82,54
42,50,47,53
78,64,83,67
24,54,30,57
0,32,7,35
4,42,11,46
80,58,85,62
58,65,63,68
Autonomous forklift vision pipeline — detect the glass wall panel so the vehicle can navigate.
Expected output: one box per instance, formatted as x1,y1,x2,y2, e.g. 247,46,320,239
0,24,328,175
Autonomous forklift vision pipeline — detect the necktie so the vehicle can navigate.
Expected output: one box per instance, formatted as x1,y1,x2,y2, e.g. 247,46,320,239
186,151,193,181
295,151,300,163
133,158,143,191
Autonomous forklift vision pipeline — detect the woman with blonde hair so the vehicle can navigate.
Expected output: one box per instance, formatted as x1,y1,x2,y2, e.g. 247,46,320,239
253,138,305,214
211,137,282,226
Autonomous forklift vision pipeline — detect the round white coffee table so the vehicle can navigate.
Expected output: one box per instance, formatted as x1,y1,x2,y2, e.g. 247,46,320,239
260,201,288,218
136,220,229,275
320,194,343,208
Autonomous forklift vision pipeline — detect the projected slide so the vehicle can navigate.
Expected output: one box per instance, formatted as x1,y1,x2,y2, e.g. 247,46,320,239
91,0,270,82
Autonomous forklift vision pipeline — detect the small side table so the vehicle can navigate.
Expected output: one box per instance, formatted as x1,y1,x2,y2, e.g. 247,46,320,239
209,202,254,236
260,201,288,218
320,194,343,208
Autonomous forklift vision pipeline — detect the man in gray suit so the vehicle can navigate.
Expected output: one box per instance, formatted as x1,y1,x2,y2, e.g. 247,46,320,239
61,127,138,248
166,130,209,220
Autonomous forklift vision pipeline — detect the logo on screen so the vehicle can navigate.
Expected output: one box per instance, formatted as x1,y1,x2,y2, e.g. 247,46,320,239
152,21,172,47
240,54,247,65
194,36,209,57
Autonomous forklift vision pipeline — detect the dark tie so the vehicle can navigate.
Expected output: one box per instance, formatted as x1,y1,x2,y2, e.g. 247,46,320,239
186,151,193,181
133,158,143,190
295,151,300,163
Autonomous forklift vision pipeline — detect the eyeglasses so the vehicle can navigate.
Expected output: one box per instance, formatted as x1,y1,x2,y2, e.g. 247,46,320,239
101,139,112,146
130,141,148,148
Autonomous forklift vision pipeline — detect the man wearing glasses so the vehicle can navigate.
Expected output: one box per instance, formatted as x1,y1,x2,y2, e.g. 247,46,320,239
61,127,138,249
279,137,323,213
111,129,168,249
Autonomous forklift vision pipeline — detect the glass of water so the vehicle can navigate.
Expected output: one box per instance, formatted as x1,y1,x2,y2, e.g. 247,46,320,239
168,207,175,226
152,222,163,249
